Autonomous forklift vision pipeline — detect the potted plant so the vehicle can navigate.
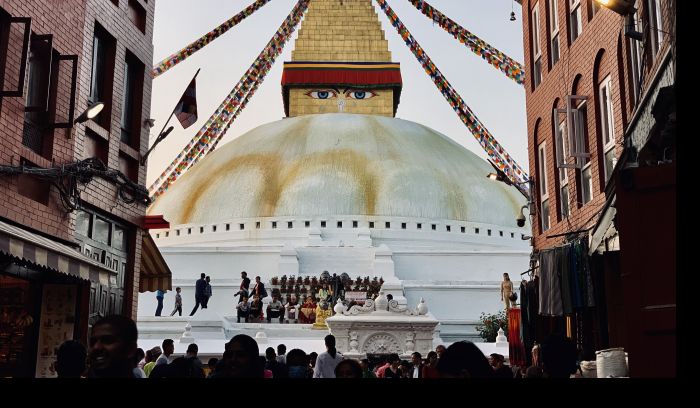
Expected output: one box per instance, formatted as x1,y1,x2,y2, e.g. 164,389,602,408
300,286,308,294
271,276,279,286
280,275,287,286
311,276,318,286
296,276,303,284
303,276,310,285
475,310,508,342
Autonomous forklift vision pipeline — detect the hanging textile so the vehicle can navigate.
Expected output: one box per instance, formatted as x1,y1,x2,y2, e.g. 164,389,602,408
508,308,527,367
559,245,574,314
149,0,310,199
152,0,274,78
374,0,529,187
538,249,563,316
405,0,525,85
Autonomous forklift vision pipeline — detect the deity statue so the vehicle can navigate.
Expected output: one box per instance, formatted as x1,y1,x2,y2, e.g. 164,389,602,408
312,300,333,329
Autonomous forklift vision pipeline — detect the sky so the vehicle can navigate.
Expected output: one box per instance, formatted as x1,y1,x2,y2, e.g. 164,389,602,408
147,0,527,186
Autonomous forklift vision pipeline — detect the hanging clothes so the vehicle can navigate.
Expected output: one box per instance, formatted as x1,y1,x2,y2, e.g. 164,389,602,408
559,245,574,314
508,308,527,367
539,250,563,316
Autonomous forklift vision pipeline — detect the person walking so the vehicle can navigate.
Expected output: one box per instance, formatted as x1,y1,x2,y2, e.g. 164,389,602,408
170,287,182,316
155,289,165,316
202,276,212,308
190,273,207,316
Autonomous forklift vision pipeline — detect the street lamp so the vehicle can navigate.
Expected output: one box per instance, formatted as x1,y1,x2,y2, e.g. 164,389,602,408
74,102,104,124
595,0,636,15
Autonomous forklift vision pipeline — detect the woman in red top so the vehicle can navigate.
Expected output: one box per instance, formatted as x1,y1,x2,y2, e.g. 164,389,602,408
421,351,440,378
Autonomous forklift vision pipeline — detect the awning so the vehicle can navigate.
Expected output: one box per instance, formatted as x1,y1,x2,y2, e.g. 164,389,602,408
139,232,172,293
0,220,115,285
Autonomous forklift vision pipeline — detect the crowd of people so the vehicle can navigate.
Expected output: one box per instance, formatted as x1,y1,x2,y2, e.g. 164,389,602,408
53,314,579,379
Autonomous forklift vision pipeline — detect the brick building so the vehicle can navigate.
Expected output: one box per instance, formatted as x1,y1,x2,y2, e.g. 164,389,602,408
0,0,170,377
518,0,675,377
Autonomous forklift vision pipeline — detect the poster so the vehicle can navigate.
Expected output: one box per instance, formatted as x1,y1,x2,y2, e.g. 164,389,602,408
34,284,77,378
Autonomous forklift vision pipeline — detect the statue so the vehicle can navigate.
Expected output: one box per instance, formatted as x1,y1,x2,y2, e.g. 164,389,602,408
312,299,333,329
349,331,359,353
501,273,515,310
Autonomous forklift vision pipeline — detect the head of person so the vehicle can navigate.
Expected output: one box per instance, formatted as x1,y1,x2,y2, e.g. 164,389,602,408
335,359,363,378
388,353,401,370
133,347,145,366
241,271,247,279
272,294,279,302
324,334,337,358
360,358,370,371
205,276,211,283
503,273,510,281
208,357,218,370
56,340,87,378
524,365,544,378
386,294,393,301
225,335,263,378
255,276,261,283
540,334,577,378
277,344,287,356
176,287,181,293
489,353,505,369
242,295,248,303
162,339,175,357
266,347,277,362
435,344,446,358
411,352,422,367
186,343,198,357
87,315,138,378
427,351,438,366
436,341,494,378
309,352,318,367
200,273,206,279
286,349,309,378
149,346,162,362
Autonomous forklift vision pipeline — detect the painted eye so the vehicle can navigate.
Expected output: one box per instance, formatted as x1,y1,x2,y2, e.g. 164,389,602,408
306,90,337,99
345,90,377,100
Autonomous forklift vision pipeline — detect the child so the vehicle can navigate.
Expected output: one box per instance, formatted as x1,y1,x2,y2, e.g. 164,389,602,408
170,287,182,316
237,295,250,323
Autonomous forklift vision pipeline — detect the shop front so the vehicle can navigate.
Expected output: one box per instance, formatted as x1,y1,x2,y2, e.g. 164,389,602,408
0,220,115,378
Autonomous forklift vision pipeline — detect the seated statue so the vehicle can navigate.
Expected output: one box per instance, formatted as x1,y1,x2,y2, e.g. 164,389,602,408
312,300,333,329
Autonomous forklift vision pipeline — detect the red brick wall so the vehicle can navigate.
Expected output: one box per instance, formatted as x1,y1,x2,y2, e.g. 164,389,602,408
1,0,155,319
0,0,87,240
521,0,631,251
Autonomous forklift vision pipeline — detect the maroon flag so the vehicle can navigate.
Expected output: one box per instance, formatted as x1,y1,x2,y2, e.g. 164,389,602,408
174,75,198,129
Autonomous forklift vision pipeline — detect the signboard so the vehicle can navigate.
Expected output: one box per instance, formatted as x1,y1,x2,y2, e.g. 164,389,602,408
35,284,77,378
344,291,368,303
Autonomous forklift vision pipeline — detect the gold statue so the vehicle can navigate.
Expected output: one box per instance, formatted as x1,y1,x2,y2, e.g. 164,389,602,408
312,300,333,329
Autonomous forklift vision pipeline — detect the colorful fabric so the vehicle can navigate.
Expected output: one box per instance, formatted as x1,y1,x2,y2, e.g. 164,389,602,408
149,0,310,199
174,75,198,129
406,0,525,85
282,62,402,86
151,0,273,78
375,0,529,186
508,308,527,367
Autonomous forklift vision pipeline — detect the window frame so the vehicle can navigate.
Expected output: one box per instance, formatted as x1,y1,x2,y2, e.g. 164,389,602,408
532,2,543,88
538,142,551,231
598,76,616,183
549,0,560,66
569,0,583,43
646,0,664,57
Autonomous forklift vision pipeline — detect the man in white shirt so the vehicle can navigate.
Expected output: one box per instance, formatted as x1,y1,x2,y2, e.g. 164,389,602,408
266,295,284,323
411,352,423,378
155,339,174,366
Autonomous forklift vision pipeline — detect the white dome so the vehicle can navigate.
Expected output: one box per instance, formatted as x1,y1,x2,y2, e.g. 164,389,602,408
150,113,526,227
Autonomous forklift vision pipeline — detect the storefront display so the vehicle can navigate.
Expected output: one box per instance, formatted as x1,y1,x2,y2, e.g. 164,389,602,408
0,275,34,378
35,284,77,378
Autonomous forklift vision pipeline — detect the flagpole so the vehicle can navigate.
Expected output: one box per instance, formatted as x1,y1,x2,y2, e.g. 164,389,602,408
141,69,201,166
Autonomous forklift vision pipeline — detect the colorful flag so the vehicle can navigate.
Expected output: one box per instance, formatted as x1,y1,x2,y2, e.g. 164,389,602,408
174,75,198,129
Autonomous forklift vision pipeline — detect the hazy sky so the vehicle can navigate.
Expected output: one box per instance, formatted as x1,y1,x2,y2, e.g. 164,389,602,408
147,0,527,186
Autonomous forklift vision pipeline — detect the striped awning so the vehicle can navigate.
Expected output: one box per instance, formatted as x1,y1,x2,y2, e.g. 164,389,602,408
139,232,172,293
0,220,115,285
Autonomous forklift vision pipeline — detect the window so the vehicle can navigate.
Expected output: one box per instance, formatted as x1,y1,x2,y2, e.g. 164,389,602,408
305,221,310,228
89,24,115,128
93,217,111,245
589,0,601,18
321,221,326,228
353,221,358,228
598,76,616,184
238,224,244,230
22,35,54,158
431,224,436,231
488,229,492,236
255,222,260,229
113,225,127,250
531,3,543,88
337,221,343,228
627,4,643,104
461,227,466,233
199,226,204,233
581,165,593,204
555,120,570,218
212,225,217,232
75,211,92,237
475,228,480,234
538,142,551,231
571,99,593,205
499,231,504,237
417,223,422,230
272,221,277,229
369,221,375,228
187,228,191,234
401,223,407,230
84,128,109,163
288,221,293,229
446,225,451,232
385,222,391,229
569,0,582,43
121,52,144,147
128,0,147,33
549,0,560,66
118,153,138,182
647,0,663,58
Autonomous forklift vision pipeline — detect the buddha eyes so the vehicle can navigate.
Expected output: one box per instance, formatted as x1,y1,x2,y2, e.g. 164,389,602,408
345,90,377,100
305,89,378,100
306,90,338,99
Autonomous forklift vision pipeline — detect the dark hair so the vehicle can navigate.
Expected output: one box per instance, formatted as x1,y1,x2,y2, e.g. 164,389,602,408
387,294,393,300
176,287,181,291
228,334,263,378
201,273,206,278
412,351,422,360
266,347,276,360
427,351,438,360
436,341,493,378
208,358,219,368
387,353,400,364
286,349,308,367
134,347,145,363
93,315,138,345
187,343,198,354
241,271,247,276
162,338,174,350
277,344,287,354
324,335,337,358
56,340,87,378
335,359,363,378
